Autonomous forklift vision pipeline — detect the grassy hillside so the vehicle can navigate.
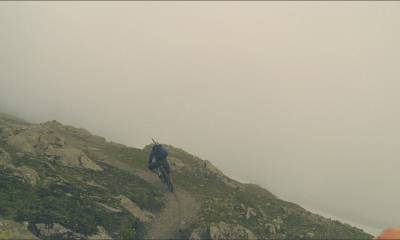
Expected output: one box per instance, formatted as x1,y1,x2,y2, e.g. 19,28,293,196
0,113,373,239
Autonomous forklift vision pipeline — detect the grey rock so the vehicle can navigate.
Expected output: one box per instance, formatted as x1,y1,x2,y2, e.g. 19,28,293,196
265,223,276,235
13,166,40,186
115,195,154,222
306,232,315,239
88,226,112,240
6,125,102,171
35,223,84,238
35,223,69,236
246,207,257,220
272,216,283,231
209,222,257,240
240,203,246,211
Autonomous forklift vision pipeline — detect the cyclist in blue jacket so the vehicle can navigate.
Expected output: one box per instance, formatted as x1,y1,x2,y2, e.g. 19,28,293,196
148,142,170,175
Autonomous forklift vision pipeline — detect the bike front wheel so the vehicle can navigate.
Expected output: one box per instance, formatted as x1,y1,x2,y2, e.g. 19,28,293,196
160,167,174,193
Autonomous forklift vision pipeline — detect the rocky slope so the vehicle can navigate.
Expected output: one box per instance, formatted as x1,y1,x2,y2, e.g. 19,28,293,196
0,113,373,239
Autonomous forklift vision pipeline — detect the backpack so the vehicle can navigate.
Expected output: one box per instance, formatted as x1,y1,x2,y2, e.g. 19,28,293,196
158,146,168,159
154,145,168,160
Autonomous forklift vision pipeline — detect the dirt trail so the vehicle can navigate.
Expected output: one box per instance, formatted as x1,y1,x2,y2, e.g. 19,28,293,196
144,189,199,239
105,159,200,239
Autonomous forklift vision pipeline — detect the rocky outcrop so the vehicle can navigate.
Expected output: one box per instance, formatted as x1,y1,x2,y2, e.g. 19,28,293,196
246,207,257,220
0,148,39,185
35,223,68,236
202,160,242,189
33,223,84,239
6,127,40,153
189,222,257,240
4,124,102,171
43,120,106,144
0,113,376,240
209,222,257,240
272,216,283,231
87,226,112,240
203,160,224,176
46,145,102,171
11,165,40,186
116,195,154,223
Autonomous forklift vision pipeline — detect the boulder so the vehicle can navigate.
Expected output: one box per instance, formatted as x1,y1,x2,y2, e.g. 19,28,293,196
246,207,257,220
116,195,154,223
34,223,84,238
35,223,69,236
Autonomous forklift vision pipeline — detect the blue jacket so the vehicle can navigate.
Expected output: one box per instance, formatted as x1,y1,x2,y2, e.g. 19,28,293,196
148,145,168,163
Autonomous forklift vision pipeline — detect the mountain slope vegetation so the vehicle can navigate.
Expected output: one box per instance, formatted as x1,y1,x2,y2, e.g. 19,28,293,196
0,113,373,239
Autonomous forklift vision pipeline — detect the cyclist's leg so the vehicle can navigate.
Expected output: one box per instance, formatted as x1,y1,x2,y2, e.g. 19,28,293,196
162,158,174,191
159,158,171,180
161,158,171,174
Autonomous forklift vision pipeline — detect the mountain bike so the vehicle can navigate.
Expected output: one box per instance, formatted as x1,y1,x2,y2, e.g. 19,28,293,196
157,165,174,193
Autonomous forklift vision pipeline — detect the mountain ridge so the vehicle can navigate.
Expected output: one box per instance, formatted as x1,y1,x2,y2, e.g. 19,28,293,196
0,113,373,239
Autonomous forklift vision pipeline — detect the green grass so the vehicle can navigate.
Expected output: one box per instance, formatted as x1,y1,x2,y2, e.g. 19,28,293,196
0,137,373,240
0,141,166,239
92,143,148,170
173,156,372,240
0,168,140,239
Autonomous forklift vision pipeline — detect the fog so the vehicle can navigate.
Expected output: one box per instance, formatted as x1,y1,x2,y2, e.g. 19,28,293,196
1,2,399,235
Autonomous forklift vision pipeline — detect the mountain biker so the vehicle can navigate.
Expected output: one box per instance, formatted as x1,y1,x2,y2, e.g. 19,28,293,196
148,143,171,177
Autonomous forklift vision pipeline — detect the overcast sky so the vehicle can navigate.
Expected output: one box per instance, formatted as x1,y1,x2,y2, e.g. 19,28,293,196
1,2,399,235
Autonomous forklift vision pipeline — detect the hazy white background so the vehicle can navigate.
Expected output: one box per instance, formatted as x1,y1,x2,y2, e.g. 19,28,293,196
1,2,399,235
